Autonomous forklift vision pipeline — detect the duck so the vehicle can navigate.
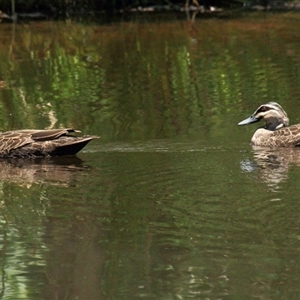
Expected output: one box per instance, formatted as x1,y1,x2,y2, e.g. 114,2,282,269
0,128,98,158
238,102,300,147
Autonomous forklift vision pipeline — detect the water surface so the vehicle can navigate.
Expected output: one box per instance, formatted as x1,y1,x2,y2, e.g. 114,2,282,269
0,13,300,299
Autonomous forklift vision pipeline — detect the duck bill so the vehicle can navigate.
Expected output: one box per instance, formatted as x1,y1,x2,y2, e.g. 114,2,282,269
238,115,259,126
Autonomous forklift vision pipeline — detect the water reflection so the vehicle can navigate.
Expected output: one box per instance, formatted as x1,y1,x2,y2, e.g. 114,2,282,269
43,209,106,300
0,156,99,300
0,157,86,186
0,14,300,300
241,146,300,189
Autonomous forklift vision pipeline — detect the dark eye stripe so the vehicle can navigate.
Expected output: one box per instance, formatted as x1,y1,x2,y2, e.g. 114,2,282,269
258,106,270,113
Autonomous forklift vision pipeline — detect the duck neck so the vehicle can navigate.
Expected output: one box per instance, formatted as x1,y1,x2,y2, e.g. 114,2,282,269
265,117,289,131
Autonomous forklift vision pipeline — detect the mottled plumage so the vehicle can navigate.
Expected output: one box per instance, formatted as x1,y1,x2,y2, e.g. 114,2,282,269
0,128,98,158
238,102,300,147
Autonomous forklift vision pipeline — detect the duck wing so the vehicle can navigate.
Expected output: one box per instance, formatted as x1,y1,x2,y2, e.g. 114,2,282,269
29,135,97,156
13,128,80,141
269,125,300,147
0,128,98,157
0,131,34,155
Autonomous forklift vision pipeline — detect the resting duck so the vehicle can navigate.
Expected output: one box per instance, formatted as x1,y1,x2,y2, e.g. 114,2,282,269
0,128,98,158
238,102,300,147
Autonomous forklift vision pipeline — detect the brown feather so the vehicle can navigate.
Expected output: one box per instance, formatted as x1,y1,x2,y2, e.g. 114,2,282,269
0,128,99,158
251,125,300,147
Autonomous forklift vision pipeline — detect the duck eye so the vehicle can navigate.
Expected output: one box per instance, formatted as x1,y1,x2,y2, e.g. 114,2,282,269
259,106,269,112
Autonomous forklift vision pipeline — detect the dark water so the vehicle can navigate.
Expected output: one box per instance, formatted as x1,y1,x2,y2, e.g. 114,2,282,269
0,13,300,299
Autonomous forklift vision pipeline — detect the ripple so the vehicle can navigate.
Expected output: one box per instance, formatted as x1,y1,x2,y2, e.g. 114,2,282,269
92,139,228,153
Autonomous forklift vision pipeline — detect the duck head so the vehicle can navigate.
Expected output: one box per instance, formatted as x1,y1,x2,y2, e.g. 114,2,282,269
238,102,289,131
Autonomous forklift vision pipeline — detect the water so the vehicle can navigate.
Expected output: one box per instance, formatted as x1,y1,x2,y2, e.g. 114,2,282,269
0,12,300,299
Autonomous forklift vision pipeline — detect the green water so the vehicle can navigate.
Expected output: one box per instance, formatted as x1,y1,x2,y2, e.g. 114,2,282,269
0,13,300,299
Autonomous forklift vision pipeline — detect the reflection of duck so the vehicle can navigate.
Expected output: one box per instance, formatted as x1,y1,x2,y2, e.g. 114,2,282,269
0,128,98,158
0,156,86,186
238,102,300,147
241,146,300,189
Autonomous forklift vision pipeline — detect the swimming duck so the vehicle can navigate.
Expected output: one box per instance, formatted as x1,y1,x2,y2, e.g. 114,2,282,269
0,128,98,158
238,102,300,147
